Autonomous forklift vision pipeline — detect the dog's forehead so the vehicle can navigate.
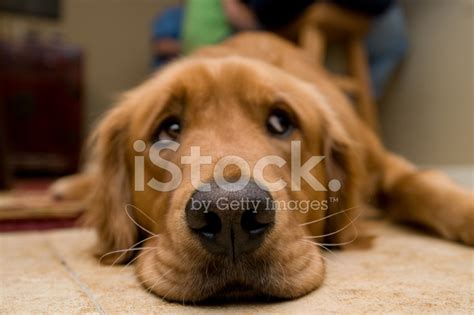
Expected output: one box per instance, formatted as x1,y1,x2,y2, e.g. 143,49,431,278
159,57,297,103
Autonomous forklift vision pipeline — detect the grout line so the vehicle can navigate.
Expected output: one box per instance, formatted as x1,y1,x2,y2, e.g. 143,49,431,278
47,238,107,315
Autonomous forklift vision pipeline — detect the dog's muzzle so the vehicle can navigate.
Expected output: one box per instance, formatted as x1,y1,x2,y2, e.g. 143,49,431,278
185,181,275,260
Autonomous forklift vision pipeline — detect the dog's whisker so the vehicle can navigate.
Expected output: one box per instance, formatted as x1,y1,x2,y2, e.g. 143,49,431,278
126,234,161,250
319,252,345,269
110,234,161,266
135,258,175,289
300,239,339,257
303,227,360,248
303,209,363,239
299,206,360,227
318,244,346,264
299,239,348,268
319,244,359,272
120,248,154,272
98,247,156,265
136,264,162,287
160,275,177,301
124,204,157,236
147,269,173,294
298,255,325,278
180,276,197,305
318,250,341,265
121,246,167,274
316,239,357,247
277,261,290,289
136,267,167,286
305,235,359,248
125,203,159,228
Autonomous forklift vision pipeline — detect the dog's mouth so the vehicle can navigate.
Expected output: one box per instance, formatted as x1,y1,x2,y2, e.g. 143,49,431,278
135,234,325,303
135,243,272,302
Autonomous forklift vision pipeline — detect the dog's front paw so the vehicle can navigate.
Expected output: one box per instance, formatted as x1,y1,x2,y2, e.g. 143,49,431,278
49,173,94,201
437,196,474,246
456,207,474,246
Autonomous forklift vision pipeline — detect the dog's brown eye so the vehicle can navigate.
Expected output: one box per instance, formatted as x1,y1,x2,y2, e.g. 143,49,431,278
266,108,293,136
153,116,181,142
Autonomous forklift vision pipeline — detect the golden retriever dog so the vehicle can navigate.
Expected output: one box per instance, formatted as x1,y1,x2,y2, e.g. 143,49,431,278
51,32,473,302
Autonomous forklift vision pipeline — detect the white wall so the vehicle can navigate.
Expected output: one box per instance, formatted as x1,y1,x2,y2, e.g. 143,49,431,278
380,0,474,165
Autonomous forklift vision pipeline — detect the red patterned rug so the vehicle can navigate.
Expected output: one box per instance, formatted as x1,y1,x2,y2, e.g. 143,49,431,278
0,179,83,232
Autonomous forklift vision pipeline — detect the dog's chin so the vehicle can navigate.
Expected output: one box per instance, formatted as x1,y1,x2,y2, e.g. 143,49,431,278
134,237,325,303
199,283,285,304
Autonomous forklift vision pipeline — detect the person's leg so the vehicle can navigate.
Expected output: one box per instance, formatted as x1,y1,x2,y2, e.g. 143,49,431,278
151,6,184,68
366,4,408,99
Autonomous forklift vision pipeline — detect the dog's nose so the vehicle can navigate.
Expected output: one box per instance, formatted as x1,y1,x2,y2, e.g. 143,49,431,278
185,181,275,259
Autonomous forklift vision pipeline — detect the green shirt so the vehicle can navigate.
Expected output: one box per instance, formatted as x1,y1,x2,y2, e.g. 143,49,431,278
182,0,232,54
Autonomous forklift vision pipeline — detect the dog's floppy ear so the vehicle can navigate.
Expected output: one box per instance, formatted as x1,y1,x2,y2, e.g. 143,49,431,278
321,114,362,246
85,101,137,264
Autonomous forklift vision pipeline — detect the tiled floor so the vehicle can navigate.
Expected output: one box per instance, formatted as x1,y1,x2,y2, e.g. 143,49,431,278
1,219,473,314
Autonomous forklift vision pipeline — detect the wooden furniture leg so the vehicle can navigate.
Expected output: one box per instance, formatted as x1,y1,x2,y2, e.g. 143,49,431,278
300,25,326,64
349,38,379,131
293,3,380,132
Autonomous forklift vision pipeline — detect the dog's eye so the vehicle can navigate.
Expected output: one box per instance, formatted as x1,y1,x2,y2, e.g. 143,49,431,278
153,116,181,142
266,108,293,136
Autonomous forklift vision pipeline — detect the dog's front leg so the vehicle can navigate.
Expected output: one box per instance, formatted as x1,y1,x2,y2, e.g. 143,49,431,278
50,172,95,201
380,153,474,245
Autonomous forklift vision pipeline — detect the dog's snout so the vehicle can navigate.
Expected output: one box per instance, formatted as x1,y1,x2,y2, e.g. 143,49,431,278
185,181,275,259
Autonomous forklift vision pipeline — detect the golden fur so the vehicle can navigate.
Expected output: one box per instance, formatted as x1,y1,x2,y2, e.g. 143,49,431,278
51,32,474,302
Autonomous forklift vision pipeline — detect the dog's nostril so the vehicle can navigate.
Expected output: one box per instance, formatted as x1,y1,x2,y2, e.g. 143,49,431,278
194,212,222,240
241,210,273,237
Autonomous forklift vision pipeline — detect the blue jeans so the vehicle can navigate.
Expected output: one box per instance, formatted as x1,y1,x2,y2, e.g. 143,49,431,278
366,4,408,98
152,6,184,68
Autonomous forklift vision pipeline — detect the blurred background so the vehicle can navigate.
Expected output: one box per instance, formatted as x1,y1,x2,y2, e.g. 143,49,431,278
0,0,472,230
